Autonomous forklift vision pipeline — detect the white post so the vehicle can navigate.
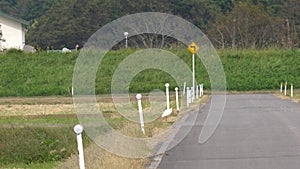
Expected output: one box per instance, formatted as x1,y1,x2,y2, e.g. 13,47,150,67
183,82,186,95
196,85,199,99
71,86,74,96
291,83,293,97
284,82,287,96
175,87,179,112
190,88,193,104
136,94,145,134
165,83,170,109
200,84,203,97
124,32,128,48
187,87,190,107
74,124,85,169
191,87,194,102
192,53,195,101
280,82,283,93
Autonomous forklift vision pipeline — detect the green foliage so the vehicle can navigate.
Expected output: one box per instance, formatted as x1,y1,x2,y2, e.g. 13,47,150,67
1,0,299,49
0,51,77,96
0,126,90,165
0,49,299,96
220,49,300,90
0,0,56,21
5,48,23,54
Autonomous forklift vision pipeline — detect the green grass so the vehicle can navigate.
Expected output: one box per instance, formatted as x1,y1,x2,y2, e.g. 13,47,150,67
0,114,89,168
0,51,77,96
0,115,78,125
220,49,300,91
0,126,91,167
0,48,299,96
1,161,59,169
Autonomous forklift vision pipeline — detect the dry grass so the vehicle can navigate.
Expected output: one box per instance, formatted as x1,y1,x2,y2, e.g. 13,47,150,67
274,88,300,103
57,143,146,169
0,104,74,116
0,94,210,169
56,95,210,169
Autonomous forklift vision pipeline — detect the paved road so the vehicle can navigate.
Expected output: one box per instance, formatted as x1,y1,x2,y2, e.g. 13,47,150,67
158,94,300,169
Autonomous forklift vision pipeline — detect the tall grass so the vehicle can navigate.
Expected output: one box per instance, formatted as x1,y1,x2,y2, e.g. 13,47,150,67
0,48,299,96
0,51,77,96
220,49,300,91
0,126,90,166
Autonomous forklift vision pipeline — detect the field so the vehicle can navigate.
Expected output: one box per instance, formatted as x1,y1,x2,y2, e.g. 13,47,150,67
0,92,209,168
1,48,299,168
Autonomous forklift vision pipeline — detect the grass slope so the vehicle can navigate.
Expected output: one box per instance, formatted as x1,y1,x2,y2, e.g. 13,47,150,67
0,48,299,96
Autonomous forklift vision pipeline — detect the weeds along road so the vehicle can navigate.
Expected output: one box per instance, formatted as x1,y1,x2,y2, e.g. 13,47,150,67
158,94,300,169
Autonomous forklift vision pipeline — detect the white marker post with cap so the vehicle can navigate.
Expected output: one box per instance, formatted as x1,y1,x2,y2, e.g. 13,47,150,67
183,82,186,95
162,83,172,117
190,88,193,103
74,124,85,169
291,83,293,97
124,32,129,48
175,87,179,112
200,84,204,97
136,94,145,134
280,82,283,93
284,81,287,96
196,84,199,99
186,87,190,107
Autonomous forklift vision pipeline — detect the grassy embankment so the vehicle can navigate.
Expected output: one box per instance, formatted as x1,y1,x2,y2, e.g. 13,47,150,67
0,48,299,96
0,48,299,168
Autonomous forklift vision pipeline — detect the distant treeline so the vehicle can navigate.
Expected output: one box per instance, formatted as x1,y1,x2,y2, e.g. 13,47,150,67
0,0,299,49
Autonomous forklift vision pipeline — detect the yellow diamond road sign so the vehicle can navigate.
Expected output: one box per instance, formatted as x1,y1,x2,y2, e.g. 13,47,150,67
187,42,200,54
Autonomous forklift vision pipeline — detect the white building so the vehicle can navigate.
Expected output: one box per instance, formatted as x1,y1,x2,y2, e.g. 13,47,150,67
0,11,29,50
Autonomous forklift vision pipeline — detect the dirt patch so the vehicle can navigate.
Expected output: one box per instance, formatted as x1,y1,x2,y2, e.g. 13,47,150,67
0,96,73,105
0,104,74,116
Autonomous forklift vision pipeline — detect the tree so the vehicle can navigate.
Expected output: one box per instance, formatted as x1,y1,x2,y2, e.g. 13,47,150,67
280,0,299,48
208,0,288,49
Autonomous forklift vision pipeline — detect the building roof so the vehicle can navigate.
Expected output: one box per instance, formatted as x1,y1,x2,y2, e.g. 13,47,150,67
0,11,29,26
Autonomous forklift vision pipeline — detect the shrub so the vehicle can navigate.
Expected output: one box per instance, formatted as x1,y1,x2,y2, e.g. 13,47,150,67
5,48,23,55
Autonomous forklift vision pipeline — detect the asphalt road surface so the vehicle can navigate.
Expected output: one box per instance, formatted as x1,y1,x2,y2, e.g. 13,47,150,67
158,94,300,169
